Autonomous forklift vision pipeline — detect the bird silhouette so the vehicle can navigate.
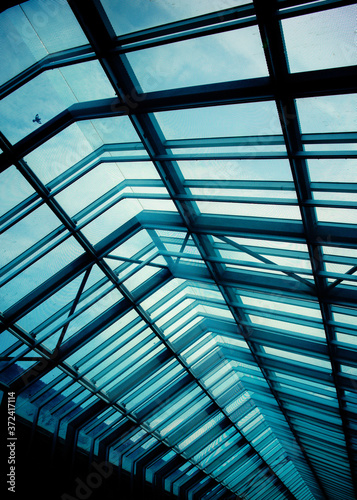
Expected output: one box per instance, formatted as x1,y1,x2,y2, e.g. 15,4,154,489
32,114,42,124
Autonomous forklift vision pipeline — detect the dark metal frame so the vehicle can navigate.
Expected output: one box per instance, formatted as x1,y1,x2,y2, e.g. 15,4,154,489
1,0,356,498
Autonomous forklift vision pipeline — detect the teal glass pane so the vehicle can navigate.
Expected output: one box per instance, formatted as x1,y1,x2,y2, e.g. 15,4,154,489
178,159,293,181
128,26,267,92
102,0,250,35
155,101,282,139
0,61,115,144
24,117,140,185
0,203,61,269
296,94,357,133
0,0,88,85
0,165,35,217
1,236,84,310
282,5,357,73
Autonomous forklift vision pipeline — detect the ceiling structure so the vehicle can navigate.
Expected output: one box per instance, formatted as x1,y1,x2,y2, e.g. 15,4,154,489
0,0,356,499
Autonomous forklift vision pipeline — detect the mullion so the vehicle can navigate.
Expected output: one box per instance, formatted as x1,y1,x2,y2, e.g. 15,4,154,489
217,235,313,288
55,266,92,349
34,378,78,410
117,251,161,286
107,242,160,277
48,152,150,195
74,192,171,229
90,413,126,444
277,0,357,18
0,98,128,174
232,287,320,310
150,385,203,426
199,435,244,474
158,302,201,334
154,150,357,160
47,141,147,190
106,253,166,271
275,378,336,401
144,279,188,316
289,416,347,437
0,344,39,370
229,303,322,329
277,387,337,410
223,454,262,487
193,426,236,463
50,385,85,415
162,248,314,276
0,335,27,358
238,465,271,497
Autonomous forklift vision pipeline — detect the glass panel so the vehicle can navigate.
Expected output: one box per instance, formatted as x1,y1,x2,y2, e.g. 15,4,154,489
296,94,356,133
282,5,357,73
0,0,88,85
197,201,301,219
124,265,162,292
25,117,140,185
0,204,61,269
55,162,125,217
316,207,357,225
55,289,122,345
1,237,84,310
0,61,115,144
154,101,282,140
0,166,36,217
308,159,356,183
81,198,143,245
249,315,325,339
102,0,249,36
240,295,321,320
117,161,161,179
263,346,331,370
66,311,143,367
17,272,86,333
179,159,293,181
128,26,267,93
0,330,20,354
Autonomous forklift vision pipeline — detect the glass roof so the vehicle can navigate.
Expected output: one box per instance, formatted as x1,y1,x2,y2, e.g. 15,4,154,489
0,1,356,499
